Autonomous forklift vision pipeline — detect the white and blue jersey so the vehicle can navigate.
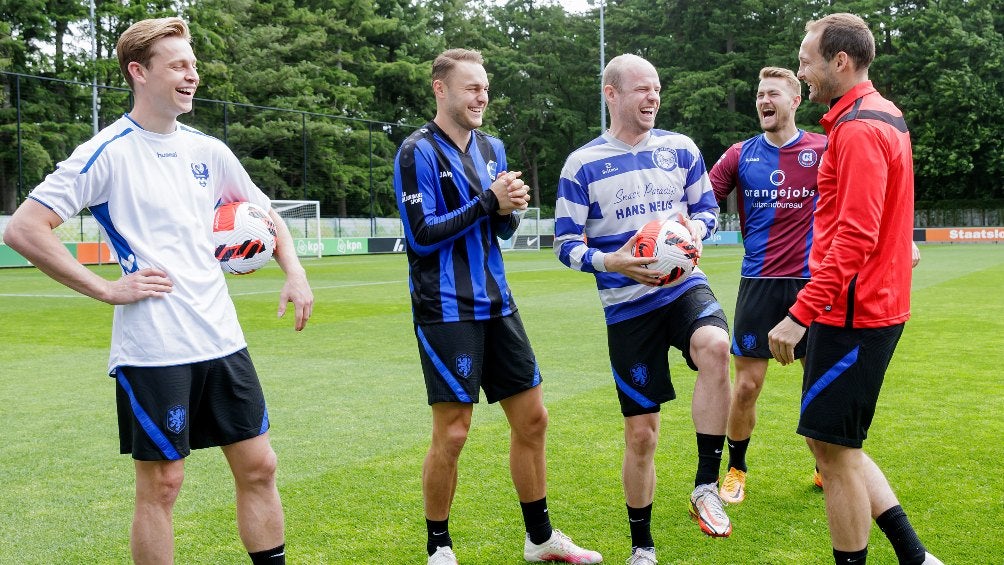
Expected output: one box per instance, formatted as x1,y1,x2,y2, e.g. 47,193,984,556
28,114,271,373
555,130,719,325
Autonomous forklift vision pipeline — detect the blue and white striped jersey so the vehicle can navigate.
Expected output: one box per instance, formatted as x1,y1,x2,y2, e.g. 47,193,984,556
555,130,719,325
394,122,521,325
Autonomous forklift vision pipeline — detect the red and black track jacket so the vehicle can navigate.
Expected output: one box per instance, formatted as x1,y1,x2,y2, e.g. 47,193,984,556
789,81,915,329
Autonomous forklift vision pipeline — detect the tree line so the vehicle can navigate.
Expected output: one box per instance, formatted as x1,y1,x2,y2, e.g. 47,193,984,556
2,0,1002,217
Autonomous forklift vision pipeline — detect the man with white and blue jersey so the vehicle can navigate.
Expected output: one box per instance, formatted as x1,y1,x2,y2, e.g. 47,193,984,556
394,48,601,565
709,67,826,505
3,18,312,565
555,53,733,564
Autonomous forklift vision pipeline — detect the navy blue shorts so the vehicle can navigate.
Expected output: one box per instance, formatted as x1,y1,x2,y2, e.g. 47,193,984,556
732,277,809,359
607,285,729,417
415,312,541,405
797,323,904,448
115,348,269,461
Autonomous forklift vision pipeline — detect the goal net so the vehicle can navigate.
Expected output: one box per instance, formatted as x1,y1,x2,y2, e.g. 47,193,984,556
271,200,322,258
499,207,541,252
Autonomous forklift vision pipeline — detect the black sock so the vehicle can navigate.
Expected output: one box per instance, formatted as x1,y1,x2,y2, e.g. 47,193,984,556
833,547,867,564
249,544,285,565
726,436,750,472
876,505,927,564
696,433,726,487
627,503,654,550
521,497,553,545
426,518,452,556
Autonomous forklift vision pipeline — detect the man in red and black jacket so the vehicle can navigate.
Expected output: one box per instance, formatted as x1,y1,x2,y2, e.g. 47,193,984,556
768,12,943,565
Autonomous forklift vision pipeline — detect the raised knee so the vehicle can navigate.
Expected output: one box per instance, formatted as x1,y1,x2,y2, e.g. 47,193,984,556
693,331,731,369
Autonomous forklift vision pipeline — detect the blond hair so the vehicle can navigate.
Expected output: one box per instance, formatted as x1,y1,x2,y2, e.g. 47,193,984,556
759,66,801,97
431,49,484,82
806,13,875,71
116,17,191,88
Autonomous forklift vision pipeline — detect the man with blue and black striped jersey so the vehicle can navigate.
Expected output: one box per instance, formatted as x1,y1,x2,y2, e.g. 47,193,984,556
394,48,601,565
555,53,733,564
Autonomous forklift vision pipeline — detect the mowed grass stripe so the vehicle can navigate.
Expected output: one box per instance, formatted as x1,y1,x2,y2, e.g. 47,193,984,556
0,244,1001,563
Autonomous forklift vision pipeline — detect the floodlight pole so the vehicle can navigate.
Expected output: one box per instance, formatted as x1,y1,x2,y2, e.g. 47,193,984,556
90,0,98,135
599,0,606,133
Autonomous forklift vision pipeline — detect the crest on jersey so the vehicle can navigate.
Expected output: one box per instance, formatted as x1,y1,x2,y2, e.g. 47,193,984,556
798,148,819,168
769,169,786,186
190,162,210,187
630,363,650,387
166,405,187,435
455,354,473,379
741,333,758,351
652,147,678,172
486,160,498,181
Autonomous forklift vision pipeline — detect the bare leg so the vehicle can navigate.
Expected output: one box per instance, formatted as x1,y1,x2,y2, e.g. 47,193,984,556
222,433,284,552
726,356,768,442
500,386,548,502
623,413,660,508
131,459,185,565
809,439,872,551
423,402,473,520
690,325,731,436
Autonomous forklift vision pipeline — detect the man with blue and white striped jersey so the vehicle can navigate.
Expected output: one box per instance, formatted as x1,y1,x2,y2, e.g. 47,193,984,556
555,54,733,563
3,18,312,565
394,48,601,565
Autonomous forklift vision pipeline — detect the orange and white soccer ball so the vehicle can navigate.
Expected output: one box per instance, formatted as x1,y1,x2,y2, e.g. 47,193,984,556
632,218,700,287
212,201,277,275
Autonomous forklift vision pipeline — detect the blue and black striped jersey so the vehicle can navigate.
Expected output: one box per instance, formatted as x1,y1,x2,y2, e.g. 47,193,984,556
394,122,521,324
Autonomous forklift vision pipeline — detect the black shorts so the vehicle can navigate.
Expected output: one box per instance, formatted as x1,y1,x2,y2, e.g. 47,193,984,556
115,348,269,461
416,312,541,405
607,285,729,417
732,277,809,359
797,323,904,448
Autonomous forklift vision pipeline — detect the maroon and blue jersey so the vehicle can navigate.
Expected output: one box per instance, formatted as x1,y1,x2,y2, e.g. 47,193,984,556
710,130,826,278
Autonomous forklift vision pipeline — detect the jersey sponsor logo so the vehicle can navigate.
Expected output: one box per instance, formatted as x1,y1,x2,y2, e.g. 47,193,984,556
166,405,187,434
486,159,498,181
455,354,473,379
630,363,649,387
741,332,757,351
742,186,816,200
652,147,678,171
769,169,786,186
156,151,178,158
190,162,210,187
401,192,423,205
798,148,819,167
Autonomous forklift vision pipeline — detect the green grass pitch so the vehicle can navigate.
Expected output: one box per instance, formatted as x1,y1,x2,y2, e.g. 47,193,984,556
1,244,1002,563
